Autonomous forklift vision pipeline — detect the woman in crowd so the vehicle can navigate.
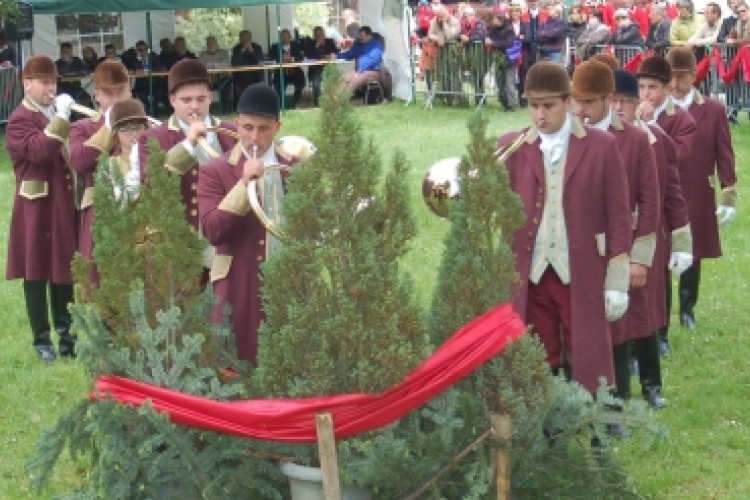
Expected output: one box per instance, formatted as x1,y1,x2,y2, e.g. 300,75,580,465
82,46,99,72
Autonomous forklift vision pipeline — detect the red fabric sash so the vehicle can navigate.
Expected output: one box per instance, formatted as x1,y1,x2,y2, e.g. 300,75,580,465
93,303,527,443
694,54,711,85
623,51,643,73
715,44,750,84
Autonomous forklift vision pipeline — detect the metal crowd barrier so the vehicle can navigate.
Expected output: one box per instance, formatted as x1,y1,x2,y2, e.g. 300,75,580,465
1,67,23,126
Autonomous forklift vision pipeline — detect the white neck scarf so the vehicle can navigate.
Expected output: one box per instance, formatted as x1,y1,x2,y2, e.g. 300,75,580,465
590,110,613,131
538,114,571,165
651,96,671,124
243,144,284,255
673,88,695,110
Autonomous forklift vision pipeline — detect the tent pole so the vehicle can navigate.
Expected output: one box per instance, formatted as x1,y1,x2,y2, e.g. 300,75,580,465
407,4,415,105
276,4,284,113
146,11,154,116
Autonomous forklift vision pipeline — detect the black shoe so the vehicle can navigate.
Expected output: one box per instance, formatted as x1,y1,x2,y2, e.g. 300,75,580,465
659,339,670,357
606,422,627,440
644,386,666,410
34,345,57,363
679,311,696,330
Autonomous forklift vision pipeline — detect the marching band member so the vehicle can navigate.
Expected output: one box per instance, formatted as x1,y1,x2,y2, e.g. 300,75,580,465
611,68,692,409
198,83,304,364
69,60,132,269
666,47,737,332
497,61,632,394
571,60,660,402
5,56,77,361
105,99,150,206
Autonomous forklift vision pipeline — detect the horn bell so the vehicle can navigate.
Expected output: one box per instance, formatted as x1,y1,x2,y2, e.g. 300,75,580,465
422,157,461,218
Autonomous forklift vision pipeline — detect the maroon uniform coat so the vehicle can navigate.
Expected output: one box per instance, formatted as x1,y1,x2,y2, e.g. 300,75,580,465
655,98,697,166
198,143,296,364
139,115,237,230
682,92,736,260
641,122,690,331
5,100,77,284
608,113,661,345
498,120,632,393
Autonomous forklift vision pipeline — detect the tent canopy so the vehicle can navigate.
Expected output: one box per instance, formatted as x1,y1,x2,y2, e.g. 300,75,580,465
29,0,317,15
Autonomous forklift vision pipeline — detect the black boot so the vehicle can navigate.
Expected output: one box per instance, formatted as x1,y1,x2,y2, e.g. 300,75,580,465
679,262,701,330
612,342,631,400
658,271,672,356
23,280,56,362
628,340,639,376
635,332,665,409
51,283,76,357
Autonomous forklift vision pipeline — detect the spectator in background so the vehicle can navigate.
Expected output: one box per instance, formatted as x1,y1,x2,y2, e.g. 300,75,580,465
199,36,230,68
306,26,339,106
342,9,361,40
55,42,87,76
268,28,305,109
486,11,519,111
337,25,383,93
718,0,740,42
416,0,435,37
538,4,567,62
686,2,722,47
82,46,99,72
0,30,17,67
646,4,673,50
613,7,645,46
159,38,177,70
670,0,701,46
129,40,167,112
632,0,652,38
576,10,611,60
460,7,487,42
231,30,265,107
100,44,120,64
173,36,197,64
567,5,589,46
727,1,750,43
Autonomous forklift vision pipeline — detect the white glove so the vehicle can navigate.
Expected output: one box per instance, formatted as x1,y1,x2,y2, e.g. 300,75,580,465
54,94,75,120
604,290,629,322
104,108,112,129
668,252,693,275
716,205,736,225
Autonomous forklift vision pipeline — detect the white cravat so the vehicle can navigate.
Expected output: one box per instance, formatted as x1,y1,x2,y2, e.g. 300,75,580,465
673,88,695,110
650,96,671,124
177,115,219,162
538,115,572,165
29,98,54,119
243,144,284,255
590,110,613,131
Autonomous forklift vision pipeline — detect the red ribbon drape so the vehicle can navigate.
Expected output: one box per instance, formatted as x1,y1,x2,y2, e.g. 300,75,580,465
93,303,527,443
694,54,711,85
623,52,644,73
714,44,750,84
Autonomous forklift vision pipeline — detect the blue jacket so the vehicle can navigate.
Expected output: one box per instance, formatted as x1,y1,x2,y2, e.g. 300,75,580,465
338,37,383,73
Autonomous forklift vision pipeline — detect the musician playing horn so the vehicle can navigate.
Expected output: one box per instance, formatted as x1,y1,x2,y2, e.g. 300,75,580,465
496,61,632,394
69,60,132,276
5,56,77,362
198,83,303,364
138,59,238,283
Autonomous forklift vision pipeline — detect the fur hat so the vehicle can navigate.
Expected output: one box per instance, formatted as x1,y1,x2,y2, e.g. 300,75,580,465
23,56,58,80
168,59,210,94
571,60,615,99
614,69,639,98
109,98,148,130
238,83,280,119
636,55,671,84
666,47,696,74
93,60,130,91
523,61,571,99
591,52,620,72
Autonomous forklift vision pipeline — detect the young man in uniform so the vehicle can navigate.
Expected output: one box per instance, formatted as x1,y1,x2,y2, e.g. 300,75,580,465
497,61,632,394
666,47,737,331
571,60,660,402
611,68,693,408
5,56,77,361
636,55,697,355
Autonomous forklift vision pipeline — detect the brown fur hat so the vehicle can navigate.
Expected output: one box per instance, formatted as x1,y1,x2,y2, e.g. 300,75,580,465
666,47,696,74
523,61,571,99
109,98,148,130
636,55,671,84
168,59,210,94
23,56,58,80
591,52,620,72
571,60,615,100
93,60,130,91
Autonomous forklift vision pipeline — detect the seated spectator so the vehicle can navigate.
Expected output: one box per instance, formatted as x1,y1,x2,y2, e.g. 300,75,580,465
686,2,722,47
646,4,672,50
727,1,750,43
538,4,567,62
56,42,87,98
199,35,230,68
577,10,611,60
305,26,339,106
99,44,120,64
612,8,645,46
337,25,384,93
670,0,701,46
268,28,306,109
159,38,177,69
128,40,168,112
718,0,740,43
0,29,18,67
231,30,265,107
173,36,197,64
82,46,99,72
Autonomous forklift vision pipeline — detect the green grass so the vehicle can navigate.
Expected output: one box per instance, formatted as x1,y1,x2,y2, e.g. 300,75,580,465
1,101,748,498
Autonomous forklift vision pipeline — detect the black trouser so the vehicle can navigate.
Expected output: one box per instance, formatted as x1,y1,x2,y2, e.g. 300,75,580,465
23,280,74,349
634,332,662,395
309,69,323,102
679,261,701,317
612,342,631,399
657,270,672,344
272,70,306,108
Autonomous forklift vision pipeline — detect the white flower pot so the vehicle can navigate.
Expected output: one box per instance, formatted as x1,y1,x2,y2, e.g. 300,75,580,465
280,462,373,500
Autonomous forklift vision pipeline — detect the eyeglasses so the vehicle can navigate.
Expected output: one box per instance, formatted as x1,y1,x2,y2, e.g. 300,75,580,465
739,9,748,13
117,124,147,134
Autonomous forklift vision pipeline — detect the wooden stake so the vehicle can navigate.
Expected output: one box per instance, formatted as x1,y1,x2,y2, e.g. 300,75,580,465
491,413,512,500
316,412,342,500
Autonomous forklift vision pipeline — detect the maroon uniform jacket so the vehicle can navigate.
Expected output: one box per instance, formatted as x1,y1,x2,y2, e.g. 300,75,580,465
655,97,697,166
682,92,736,260
5,99,77,284
198,143,296,364
608,113,661,345
640,122,690,331
139,115,238,230
498,119,632,393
